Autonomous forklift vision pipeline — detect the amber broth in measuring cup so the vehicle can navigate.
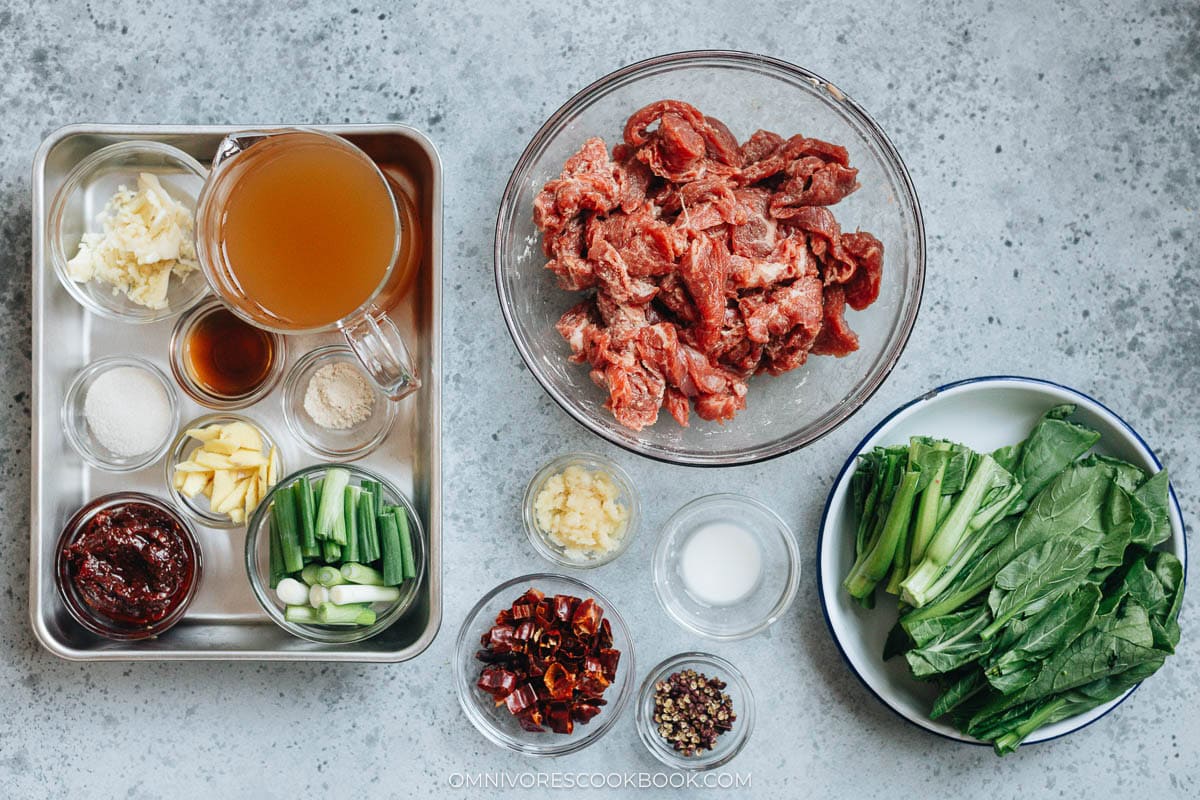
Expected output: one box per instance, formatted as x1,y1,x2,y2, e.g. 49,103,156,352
196,129,422,399
220,133,394,327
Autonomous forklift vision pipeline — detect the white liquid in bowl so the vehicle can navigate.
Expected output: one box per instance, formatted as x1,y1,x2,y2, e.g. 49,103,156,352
680,521,763,606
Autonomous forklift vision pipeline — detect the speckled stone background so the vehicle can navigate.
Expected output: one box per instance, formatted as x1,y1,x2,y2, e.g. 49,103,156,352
1,1,1197,797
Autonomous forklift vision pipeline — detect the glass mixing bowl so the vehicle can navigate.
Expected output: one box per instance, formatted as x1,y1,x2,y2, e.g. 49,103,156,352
494,50,925,466
48,140,209,324
244,464,427,644
522,452,640,569
636,652,755,771
62,355,180,473
165,413,284,530
55,492,201,641
653,494,800,640
454,573,635,756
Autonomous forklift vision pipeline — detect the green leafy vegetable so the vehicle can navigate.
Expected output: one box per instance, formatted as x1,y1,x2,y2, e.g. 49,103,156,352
983,583,1101,694
900,454,1021,607
929,669,988,720
906,439,972,571
1131,470,1171,547
845,468,921,598
1008,404,1101,509
905,606,995,678
902,460,1111,627
844,446,914,600
842,404,1181,754
981,537,1097,640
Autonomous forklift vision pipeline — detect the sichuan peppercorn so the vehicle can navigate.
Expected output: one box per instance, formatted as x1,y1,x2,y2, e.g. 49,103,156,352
652,668,735,755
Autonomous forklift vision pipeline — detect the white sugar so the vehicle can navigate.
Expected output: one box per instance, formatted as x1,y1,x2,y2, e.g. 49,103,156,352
83,366,172,457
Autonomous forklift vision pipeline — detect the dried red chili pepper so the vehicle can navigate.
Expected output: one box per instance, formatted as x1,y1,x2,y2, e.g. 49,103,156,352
543,663,576,700
475,588,621,734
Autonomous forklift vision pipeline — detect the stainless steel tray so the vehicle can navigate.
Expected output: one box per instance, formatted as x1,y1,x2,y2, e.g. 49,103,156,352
29,124,442,661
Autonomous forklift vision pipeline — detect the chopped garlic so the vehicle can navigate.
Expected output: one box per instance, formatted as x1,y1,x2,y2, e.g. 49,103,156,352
534,465,629,559
66,172,199,310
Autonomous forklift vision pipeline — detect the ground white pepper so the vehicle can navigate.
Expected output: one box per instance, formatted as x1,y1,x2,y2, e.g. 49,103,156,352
302,361,375,430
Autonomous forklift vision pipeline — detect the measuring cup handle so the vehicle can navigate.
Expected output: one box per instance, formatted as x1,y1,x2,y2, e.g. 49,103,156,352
341,307,421,400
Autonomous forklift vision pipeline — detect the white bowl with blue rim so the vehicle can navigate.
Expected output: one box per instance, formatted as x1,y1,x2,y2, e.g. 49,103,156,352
817,375,1186,747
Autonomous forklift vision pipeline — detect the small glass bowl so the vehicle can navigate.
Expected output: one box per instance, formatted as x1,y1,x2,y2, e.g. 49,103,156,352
245,464,427,644
636,652,755,771
454,573,635,756
165,413,283,530
55,492,202,641
653,494,800,640
62,355,180,472
282,345,397,461
522,452,640,569
48,140,209,324
169,296,287,409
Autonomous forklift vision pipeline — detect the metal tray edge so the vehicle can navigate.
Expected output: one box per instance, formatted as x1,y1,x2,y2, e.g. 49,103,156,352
28,123,64,660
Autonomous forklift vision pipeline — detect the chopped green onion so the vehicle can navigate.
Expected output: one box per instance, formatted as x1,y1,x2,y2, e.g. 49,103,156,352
275,577,309,606
284,605,320,624
393,507,417,582
268,520,285,589
321,538,342,563
297,477,319,557
358,492,380,563
379,512,404,586
317,602,376,626
271,487,304,574
316,468,350,543
343,486,361,563
300,563,322,586
340,562,385,586
309,583,331,607
316,565,347,587
329,584,400,605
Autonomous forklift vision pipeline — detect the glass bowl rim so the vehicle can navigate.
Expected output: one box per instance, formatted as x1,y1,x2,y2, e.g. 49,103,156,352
169,295,289,410
61,354,181,473
453,571,636,756
521,451,641,569
164,412,284,530
652,492,801,641
48,139,210,325
243,463,428,644
493,48,926,467
280,343,398,461
635,650,756,771
54,490,203,640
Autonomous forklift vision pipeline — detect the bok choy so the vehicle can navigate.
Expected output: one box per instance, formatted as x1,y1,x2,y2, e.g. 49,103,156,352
842,404,1182,754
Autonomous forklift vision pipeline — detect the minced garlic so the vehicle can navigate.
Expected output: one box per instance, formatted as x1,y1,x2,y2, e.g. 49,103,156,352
66,172,199,310
533,465,629,558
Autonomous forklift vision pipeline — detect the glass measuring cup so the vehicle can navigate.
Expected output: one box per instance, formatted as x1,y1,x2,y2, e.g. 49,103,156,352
194,128,421,400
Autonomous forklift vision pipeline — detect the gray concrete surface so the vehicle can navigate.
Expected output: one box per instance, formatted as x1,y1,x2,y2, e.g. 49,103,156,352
1,0,1197,796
